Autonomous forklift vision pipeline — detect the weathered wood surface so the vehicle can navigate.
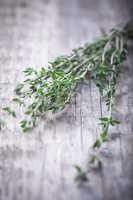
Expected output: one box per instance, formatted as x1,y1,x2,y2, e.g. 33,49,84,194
0,0,133,199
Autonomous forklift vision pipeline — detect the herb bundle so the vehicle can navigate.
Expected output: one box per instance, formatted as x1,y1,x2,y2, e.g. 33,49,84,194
1,21,133,181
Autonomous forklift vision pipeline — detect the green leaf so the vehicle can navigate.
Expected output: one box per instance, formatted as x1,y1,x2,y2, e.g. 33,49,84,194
3,107,16,118
12,97,24,106
39,67,46,77
22,126,31,133
25,109,33,115
23,67,36,76
20,120,32,132
110,119,120,126
14,83,24,95
100,131,108,142
20,120,27,128
89,155,102,169
74,165,88,182
99,117,109,122
0,119,6,130
74,165,82,173
93,139,101,149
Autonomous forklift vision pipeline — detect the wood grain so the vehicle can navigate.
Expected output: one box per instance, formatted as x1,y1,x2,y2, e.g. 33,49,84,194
0,0,133,199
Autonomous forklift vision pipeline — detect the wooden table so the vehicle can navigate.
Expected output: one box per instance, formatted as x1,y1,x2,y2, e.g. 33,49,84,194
0,0,133,199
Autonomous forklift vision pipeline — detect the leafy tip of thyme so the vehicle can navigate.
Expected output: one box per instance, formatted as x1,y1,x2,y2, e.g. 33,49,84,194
89,155,102,170
74,165,88,182
0,119,6,131
2,107,16,118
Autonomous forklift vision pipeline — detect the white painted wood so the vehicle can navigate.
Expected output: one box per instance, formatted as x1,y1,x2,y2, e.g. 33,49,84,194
0,0,132,200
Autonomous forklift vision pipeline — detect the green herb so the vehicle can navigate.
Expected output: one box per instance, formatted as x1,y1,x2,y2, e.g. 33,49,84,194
89,155,102,169
0,118,5,130
20,120,32,132
12,97,25,106
2,107,16,118
12,23,128,132
14,83,24,95
2,21,133,182
74,165,88,182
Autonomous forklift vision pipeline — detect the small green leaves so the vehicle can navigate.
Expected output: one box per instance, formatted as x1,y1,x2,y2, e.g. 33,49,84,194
93,117,120,149
110,119,120,126
12,97,24,106
49,55,68,67
3,107,16,118
99,117,120,127
20,120,31,132
0,119,5,131
23,67,36,76
99,117,109,125
74,165,88,182
93,139,101,149
39,67,46,77
89,155,102,169
14,83,24,95
99,117,109,122
93,132,108,149
100,131,108,142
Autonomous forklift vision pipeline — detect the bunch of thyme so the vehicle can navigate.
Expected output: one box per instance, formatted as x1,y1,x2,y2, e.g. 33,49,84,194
1,21,133,181
8,23,128,133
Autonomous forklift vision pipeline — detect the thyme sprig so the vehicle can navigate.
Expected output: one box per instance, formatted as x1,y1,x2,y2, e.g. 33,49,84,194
10,24,127,134
2,23,129,136
1,21,132,182
2,107,16,118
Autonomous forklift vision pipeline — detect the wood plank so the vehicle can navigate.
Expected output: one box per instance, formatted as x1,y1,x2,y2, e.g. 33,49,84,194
0,0,133,200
